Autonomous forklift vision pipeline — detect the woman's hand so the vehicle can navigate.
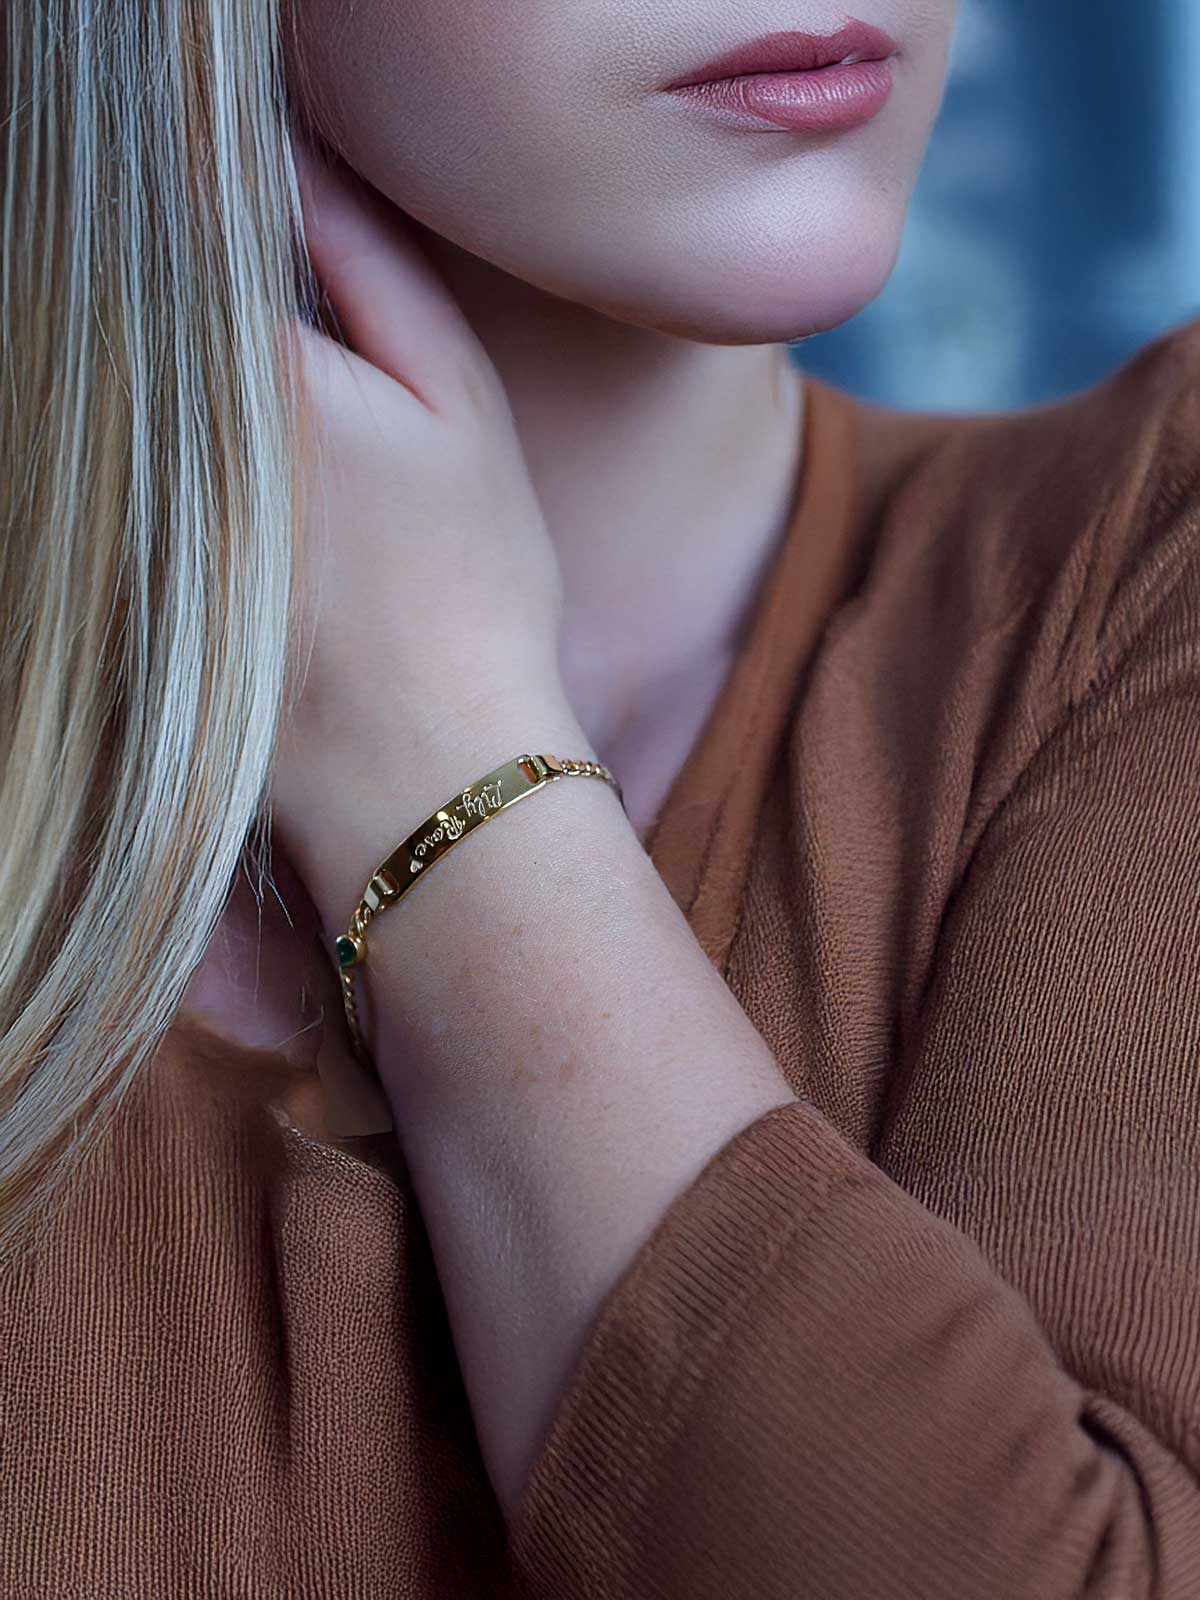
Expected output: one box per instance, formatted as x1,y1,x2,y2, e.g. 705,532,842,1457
269,139,583,925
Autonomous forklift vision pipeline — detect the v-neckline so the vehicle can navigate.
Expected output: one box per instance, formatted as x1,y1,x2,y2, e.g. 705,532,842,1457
641,374,862,974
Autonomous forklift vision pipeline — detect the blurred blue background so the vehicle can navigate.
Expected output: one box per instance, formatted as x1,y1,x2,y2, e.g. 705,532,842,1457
795,0,1200,410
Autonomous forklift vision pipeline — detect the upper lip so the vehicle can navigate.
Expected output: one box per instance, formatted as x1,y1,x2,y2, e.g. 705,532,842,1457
662,21,898,88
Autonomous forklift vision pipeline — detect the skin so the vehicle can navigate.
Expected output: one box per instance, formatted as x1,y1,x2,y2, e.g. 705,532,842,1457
186,0,959,1521
288,0,958,829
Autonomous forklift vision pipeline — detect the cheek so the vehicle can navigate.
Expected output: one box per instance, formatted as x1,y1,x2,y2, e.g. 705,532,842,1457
294,5,570,282
298,2,954,345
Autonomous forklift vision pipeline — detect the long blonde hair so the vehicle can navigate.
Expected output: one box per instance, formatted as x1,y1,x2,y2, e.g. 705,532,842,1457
0,0,321,1260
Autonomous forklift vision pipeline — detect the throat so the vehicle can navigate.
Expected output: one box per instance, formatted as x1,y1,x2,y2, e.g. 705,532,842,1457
590,638,739,855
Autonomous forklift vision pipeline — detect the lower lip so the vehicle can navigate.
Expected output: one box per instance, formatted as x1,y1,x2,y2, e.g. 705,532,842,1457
666,58,894,133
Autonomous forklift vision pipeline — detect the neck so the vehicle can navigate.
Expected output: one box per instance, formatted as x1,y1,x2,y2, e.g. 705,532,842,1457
413,229,808,818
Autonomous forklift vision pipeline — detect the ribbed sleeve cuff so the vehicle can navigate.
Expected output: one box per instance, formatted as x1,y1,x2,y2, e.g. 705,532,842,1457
506,1098,860,1592
503,1092,1184,1599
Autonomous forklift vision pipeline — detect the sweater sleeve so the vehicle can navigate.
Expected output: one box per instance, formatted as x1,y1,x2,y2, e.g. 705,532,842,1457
505,495,1200,1595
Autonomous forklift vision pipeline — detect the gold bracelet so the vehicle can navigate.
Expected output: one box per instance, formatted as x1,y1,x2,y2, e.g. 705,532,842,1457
333,752,624,1070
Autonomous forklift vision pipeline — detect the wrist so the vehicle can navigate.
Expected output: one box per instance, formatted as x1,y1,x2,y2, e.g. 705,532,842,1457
288,685,598,937
342,761,646,1114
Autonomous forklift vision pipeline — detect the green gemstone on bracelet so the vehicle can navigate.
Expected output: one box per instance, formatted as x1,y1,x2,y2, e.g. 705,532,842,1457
335,935,359,968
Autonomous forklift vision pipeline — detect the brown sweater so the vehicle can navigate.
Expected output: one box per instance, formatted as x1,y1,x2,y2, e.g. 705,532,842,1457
3,319,1200,1598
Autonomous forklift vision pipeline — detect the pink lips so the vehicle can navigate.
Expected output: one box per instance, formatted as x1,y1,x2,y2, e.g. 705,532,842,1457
663,21,898,133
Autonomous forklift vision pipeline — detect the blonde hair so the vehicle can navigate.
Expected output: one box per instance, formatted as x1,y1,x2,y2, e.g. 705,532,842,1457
0,0,322,1260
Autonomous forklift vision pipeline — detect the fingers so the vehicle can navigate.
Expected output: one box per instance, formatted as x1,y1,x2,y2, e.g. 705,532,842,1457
292,133,486,409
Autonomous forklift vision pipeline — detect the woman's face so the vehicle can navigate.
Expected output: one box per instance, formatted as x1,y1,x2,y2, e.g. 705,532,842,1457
290,2,959,343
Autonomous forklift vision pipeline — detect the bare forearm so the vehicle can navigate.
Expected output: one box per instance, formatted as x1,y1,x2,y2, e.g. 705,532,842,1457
302,695,797,1516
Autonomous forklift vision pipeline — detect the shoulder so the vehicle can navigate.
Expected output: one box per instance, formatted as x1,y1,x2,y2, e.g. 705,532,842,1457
842,316,1200,707
1044,316,1200,687
1020,316,1200,680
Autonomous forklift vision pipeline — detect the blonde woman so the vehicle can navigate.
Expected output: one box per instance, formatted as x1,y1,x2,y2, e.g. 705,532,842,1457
2,1,1199,1595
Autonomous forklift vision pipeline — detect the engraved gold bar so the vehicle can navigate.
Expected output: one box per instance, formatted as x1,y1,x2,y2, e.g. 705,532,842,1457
361,753,565,914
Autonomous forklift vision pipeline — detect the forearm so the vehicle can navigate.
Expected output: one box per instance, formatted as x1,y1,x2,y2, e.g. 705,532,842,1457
301,693,797,1516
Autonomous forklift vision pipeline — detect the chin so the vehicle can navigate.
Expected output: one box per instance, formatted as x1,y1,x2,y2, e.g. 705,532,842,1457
626,250,901,346
521,193,908,347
